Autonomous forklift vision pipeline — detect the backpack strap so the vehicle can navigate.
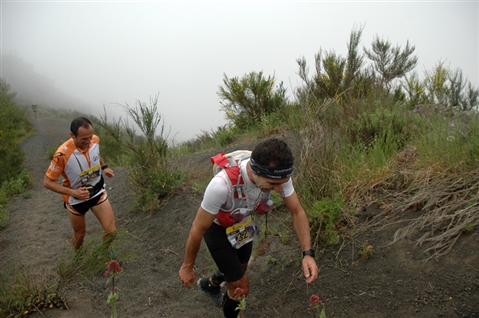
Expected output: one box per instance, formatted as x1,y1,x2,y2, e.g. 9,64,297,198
224,166,245,199
211,153,246,201
211,152,230,169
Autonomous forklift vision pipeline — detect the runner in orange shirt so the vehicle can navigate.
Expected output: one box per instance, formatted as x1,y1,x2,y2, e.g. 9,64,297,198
44,117,117,256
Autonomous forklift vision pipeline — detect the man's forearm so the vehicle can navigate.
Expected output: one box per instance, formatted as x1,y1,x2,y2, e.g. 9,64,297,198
182,226,203,268
292,211,313,251
43,176,73,197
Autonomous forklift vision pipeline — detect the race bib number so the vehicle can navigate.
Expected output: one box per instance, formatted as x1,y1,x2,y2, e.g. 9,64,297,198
226,216,259,249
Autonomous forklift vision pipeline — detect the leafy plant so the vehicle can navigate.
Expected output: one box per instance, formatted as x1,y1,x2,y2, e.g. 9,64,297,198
97,94,187,213
233,287,246,318
359,241,374,260
105,260,122,318
0,169,31,228
0,265,65,317
21,191,32,199
309,294,326,318
364,36,418,92
0,79,32,185
45,146,58,160
218,71,287,130
266,255,278,265
214,125,237,147
461,224,474,234
308,196,344,247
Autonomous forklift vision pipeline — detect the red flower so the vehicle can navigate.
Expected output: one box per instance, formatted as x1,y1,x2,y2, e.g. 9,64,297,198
104,271,110,278
234,287,245,299
107,260,122,274
309,294,322,308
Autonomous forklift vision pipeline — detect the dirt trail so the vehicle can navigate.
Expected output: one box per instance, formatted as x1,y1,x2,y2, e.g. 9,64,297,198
1,116,478,318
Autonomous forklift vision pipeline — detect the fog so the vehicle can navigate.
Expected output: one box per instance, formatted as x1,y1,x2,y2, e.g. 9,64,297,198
1,1,478,142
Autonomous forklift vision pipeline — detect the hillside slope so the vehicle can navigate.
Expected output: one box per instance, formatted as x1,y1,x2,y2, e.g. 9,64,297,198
1,116,478,318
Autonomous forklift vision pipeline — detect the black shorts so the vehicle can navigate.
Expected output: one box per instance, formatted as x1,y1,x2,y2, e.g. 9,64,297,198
203,222,253,283
65,191,108,216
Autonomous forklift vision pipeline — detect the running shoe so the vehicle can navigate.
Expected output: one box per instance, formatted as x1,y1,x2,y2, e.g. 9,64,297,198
197,277,224,307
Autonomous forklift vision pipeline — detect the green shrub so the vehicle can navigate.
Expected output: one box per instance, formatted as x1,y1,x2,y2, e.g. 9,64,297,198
308,195,345,246
129,165,187,213
215,125,237,147
97,94,188,212
0,169,31,228
0,266,63,317
1,169,31,196
0,79,33,185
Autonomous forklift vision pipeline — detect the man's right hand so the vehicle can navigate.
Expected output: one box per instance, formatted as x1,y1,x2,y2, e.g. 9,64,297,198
179,265,195,287
75,187,91,201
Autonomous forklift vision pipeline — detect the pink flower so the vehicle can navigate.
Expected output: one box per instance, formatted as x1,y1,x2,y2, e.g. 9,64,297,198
104,271,110,278
309,294,322,308
107,260,122,274
234,287,245,299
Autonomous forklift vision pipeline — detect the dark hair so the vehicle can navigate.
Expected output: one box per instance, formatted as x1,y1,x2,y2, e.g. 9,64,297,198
251,138,294,167
70,117,93,136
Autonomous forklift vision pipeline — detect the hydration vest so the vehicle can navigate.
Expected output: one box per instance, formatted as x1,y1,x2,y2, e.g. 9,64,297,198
210,150,251,227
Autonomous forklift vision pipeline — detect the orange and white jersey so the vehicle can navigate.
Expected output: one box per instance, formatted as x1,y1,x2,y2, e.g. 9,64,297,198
46,135,103,205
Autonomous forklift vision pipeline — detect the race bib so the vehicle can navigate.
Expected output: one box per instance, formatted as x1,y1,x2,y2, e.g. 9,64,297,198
226,216,259,249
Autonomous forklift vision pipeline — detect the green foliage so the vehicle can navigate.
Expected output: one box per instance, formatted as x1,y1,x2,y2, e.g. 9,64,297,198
461,224,474,234
97,94,187,213
402,61,478,110
346,99,418,152
266,255,278,265
2,169,31,196
45,146,60,160
402,71,429,109
359,241,374,260
0,266,63,317
0,169,31,228
364,36,418,91
413,111,479,170
21,191,32,199
296,26,372,105
129,166,187,213
214,125,237,147
424,61,450,105
0,79,33,185
257,110,287,138
308,196,344,246
218,71,287,130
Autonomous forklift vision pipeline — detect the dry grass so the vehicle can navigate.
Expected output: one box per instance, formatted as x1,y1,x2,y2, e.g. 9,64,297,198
354,149,479,262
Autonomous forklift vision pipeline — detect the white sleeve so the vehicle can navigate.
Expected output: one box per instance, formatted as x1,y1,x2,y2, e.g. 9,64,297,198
281,178,295,198
201,173,231,215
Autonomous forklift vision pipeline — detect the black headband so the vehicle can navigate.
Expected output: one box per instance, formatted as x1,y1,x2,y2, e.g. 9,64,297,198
250,158,294,179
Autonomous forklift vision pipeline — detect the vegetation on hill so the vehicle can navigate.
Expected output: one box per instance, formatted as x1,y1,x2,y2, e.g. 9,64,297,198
1,26,478,317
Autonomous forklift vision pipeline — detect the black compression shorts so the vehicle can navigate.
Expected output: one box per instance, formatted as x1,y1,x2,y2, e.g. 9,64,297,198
203,222,253,283
65,191,108,216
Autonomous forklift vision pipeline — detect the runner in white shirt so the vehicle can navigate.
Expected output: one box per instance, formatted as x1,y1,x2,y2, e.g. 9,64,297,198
179,138,318,318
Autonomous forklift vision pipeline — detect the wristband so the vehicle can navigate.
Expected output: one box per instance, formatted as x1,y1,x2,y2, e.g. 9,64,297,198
101,165,108,170
302,249,315,258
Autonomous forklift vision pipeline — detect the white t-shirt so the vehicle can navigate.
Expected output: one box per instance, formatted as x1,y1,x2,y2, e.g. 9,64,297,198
201,158,294,224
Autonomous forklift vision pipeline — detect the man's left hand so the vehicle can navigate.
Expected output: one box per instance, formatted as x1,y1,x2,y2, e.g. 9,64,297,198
303,256,318,284
104,168,114,178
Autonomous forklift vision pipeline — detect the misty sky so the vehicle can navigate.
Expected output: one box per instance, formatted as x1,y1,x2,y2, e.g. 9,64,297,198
1,1,478,142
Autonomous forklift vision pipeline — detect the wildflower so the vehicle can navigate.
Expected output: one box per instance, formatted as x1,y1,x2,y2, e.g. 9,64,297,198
309,294,326,318
105,260,122,318
234,287,247,316
107,260,122,274
234,287,245,299
310,294,323,307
